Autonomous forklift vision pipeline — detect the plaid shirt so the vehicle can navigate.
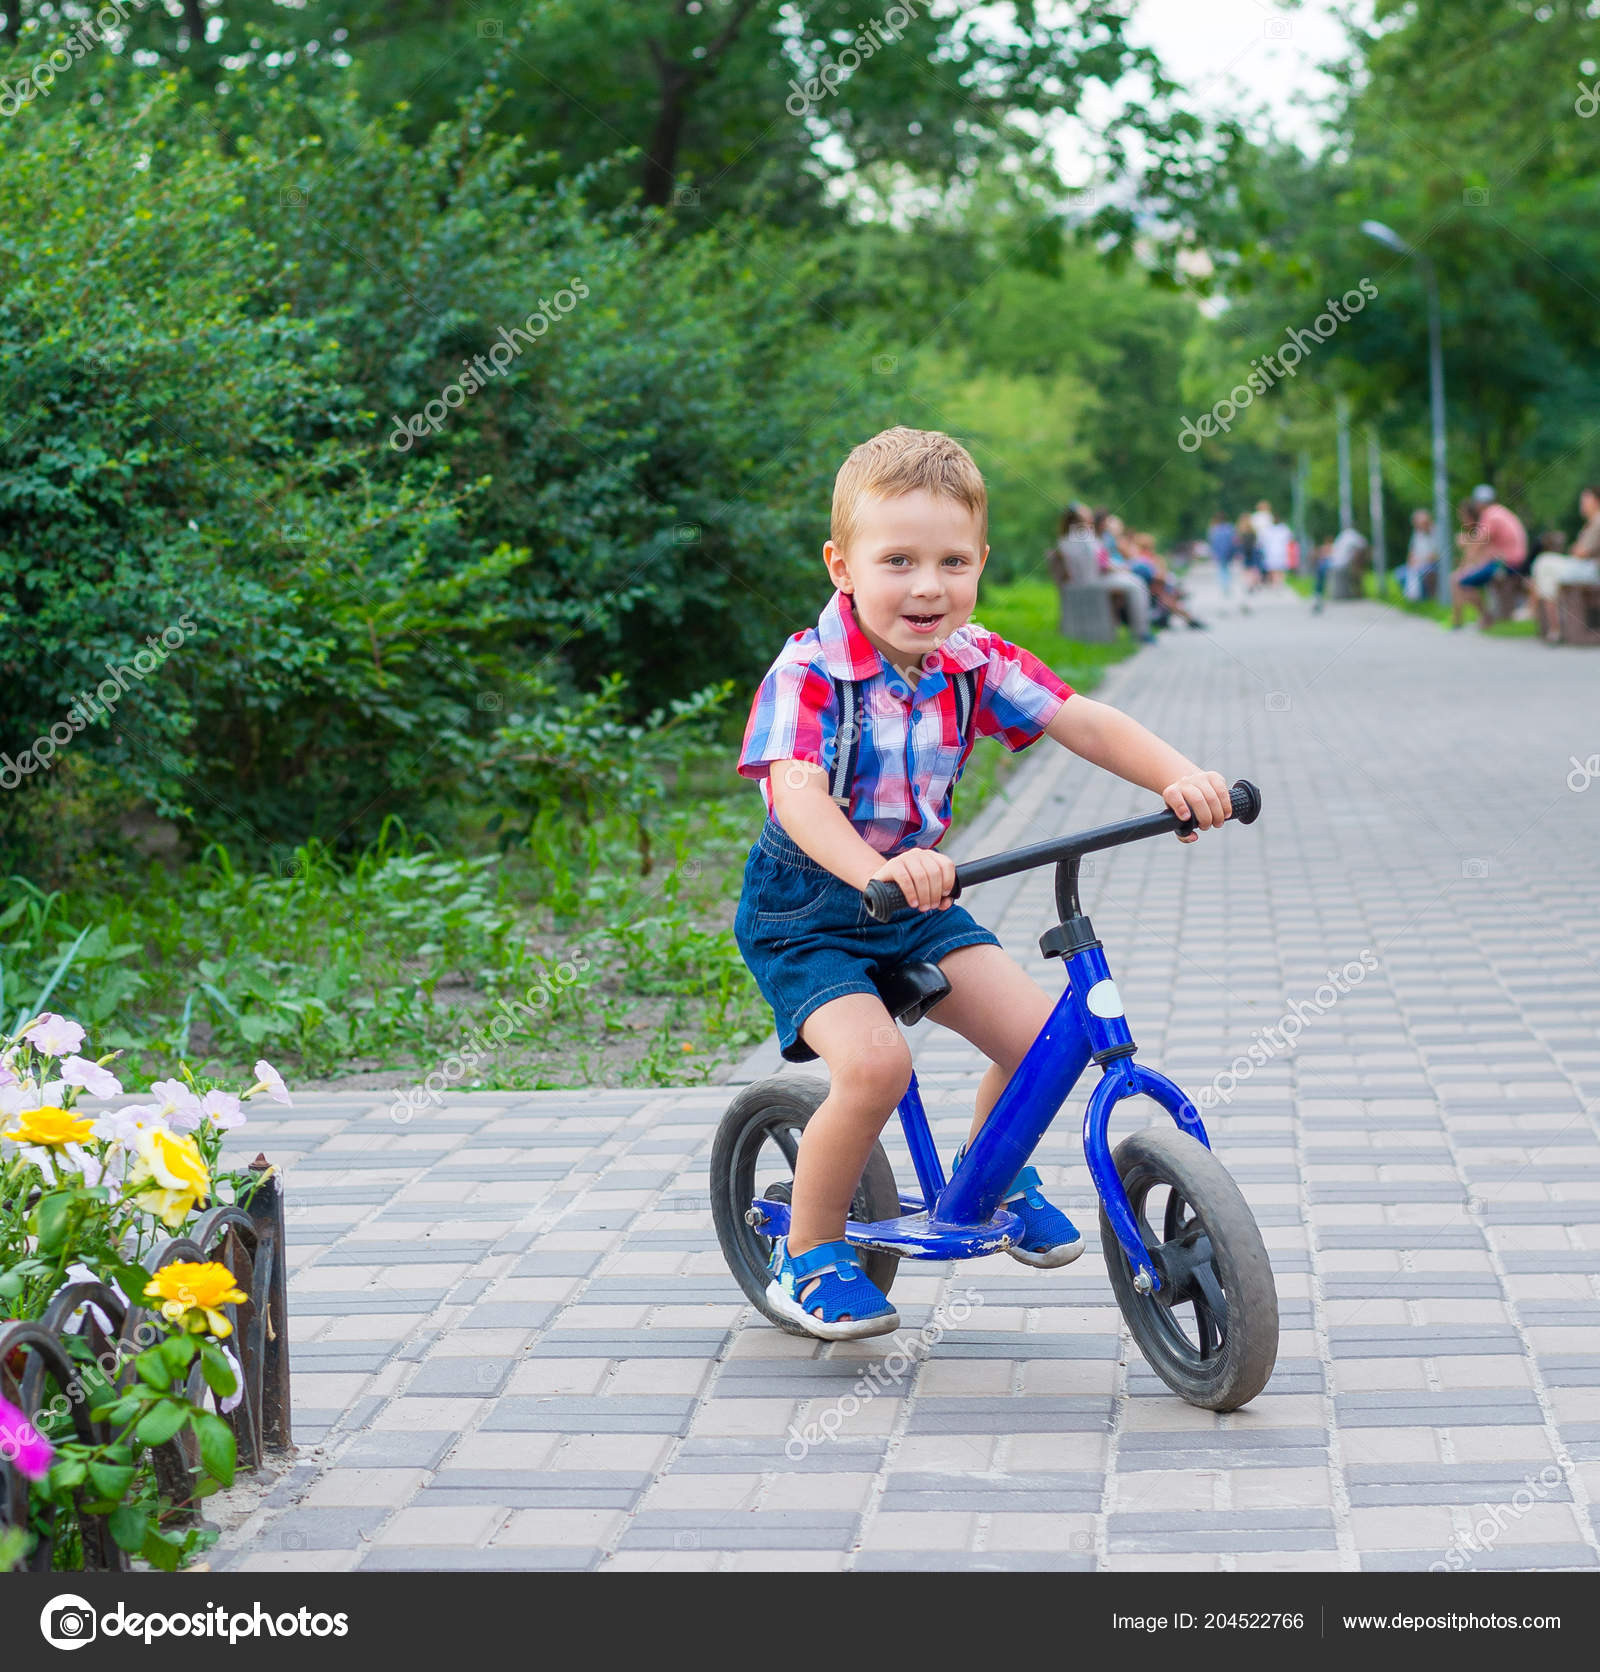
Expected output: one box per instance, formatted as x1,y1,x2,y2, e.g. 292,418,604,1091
738,590,1073,855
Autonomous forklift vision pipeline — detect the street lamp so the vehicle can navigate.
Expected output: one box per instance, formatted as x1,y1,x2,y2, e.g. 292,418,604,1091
1361,219,1451,603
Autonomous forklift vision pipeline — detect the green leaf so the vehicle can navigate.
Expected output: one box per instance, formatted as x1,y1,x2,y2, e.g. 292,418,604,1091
108,1503,148,1553
133,1346,172,1390
140,1526,184,1572
200,1343,238,1399
50,1458,88,1489
33,1191,73,1254
135,1400,188,1447
87,1460,136,1499
193,1410,236,1488
160,1333,198,1373
0,1269,25,1300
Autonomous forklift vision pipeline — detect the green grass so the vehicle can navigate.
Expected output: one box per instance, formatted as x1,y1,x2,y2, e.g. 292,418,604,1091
2,583,1134,1092
1288,566,1538,634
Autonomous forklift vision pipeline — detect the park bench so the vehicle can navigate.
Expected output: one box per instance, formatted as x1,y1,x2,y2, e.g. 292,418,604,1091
1056,581,1117,643
1555,581,1600,645
1325,546,1371,601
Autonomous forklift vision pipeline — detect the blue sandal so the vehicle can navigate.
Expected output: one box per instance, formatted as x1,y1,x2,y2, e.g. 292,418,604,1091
954,1148,1084,1269
766,1237,899,1341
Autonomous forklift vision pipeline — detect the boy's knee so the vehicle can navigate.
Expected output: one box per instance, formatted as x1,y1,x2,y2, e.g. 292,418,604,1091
834,1031,913,1107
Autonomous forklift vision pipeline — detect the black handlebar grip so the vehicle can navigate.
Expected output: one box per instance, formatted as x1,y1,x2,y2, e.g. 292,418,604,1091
1230,779,1262,824
863,878,909,923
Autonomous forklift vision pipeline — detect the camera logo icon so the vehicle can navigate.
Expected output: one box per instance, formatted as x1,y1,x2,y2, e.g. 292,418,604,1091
1463,186,1489,206
1462,857,1489,878
41,1595,98,1649
478,19,504,37
279,186,307,207
1264,16,1291,39
1265,691,1292,712
672,186,700,207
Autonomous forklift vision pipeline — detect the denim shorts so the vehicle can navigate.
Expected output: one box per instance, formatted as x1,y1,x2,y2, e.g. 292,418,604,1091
734,818,1000,1063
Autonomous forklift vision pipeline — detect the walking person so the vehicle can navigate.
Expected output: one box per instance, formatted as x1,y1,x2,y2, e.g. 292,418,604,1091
1206,512,1236,599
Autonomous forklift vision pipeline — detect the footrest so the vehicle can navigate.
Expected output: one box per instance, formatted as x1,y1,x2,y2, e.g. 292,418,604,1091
747,1199,1022,1260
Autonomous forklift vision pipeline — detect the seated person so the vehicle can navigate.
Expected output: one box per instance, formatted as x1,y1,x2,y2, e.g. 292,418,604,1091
1530,486,1600,641
1451,484,1529,629
1398,509,1438,602
1311,526,1369,612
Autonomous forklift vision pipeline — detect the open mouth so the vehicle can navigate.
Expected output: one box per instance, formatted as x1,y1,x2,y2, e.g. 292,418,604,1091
902,612,944,633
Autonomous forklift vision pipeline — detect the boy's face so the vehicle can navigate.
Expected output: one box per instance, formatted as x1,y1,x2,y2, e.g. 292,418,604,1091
824,489,987,668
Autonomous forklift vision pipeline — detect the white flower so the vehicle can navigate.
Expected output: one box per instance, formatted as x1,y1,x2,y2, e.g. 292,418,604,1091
0,1055,16,1090
0,1080,66,1119
61,1056,123,1099
91,1102,169,1147
20,1013,86,1058
251,1060,291,1105
147,1078,203,1133
56,1262,116,1336
210,1345,245,1415
200,1089,245,1131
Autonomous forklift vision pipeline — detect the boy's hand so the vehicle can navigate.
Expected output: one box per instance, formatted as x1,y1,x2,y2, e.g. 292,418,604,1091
1163,771,1231,843
871,847,957,912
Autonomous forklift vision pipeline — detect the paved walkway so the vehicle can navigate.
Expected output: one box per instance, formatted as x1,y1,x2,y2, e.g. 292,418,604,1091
207,578,1600,1572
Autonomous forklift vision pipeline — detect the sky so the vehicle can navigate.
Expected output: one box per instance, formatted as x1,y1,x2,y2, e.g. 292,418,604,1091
1126,0,1363,151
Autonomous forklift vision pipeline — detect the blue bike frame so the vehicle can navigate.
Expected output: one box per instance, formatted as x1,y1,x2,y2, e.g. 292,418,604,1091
749,937,1211,1294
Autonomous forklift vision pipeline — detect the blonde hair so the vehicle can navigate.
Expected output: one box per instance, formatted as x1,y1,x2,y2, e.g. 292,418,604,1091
831,426,987,551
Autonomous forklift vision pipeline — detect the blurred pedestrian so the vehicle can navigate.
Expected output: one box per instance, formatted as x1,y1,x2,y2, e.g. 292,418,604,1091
1530,485,1600,642
1450,484,1528,629
1398,509,1438,602
1206,512,1236,597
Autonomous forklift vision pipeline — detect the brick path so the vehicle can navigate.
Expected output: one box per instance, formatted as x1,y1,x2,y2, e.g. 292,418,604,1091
208,577,1600,1572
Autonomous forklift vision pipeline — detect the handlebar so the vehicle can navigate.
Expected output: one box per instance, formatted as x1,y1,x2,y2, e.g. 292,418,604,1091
862,779,1262,924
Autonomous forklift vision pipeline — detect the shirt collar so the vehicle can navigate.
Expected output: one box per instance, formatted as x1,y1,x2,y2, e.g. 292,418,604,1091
817,590,989,682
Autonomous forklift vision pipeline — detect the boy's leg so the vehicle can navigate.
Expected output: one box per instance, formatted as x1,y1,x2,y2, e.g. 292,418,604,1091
787,992,911,1285
928,943,1057,1145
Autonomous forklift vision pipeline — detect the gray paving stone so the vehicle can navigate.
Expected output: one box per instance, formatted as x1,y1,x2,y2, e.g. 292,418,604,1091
360,1548,601,1571
336,1431,460,1469
619,1512,858,1551
406,1358,515,1396
480,1397,696,1434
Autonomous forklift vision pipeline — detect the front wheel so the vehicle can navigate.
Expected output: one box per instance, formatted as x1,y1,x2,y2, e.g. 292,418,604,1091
1100,1125,1278,1411
710,1075,900,1337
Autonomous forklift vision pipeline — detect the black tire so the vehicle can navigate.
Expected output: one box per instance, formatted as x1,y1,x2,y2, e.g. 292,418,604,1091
1099,1125,1278,1411
710,1075,900,1336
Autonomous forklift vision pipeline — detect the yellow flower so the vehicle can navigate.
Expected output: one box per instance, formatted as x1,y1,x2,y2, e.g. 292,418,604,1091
2,1106,95,1148
126,1127,209,1228
145,1260,248,1338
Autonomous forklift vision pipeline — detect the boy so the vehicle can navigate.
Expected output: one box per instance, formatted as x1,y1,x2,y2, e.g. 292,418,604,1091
735,427,1231,1339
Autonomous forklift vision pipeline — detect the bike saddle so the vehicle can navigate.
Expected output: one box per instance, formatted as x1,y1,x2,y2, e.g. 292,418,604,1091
874,960,951,1027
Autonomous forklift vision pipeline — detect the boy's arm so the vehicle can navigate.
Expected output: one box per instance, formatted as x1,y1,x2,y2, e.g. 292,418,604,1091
768,761,955,909
1044,695,1230,839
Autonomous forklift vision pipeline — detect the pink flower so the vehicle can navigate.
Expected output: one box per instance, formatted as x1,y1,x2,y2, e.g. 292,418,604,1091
147,1079,203,1133
20,1013,85,1059
61,1055,123,1099
200,1090,245,1131
0,1393,54,1481
251,1061,291,1105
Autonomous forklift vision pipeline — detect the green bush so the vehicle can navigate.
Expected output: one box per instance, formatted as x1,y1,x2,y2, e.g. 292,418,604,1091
0,69,896,861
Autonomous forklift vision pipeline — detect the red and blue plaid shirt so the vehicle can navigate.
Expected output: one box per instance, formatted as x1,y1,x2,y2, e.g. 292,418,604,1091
738,590,1073,855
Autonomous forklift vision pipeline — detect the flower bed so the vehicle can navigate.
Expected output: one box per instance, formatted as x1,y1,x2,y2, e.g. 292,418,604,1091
0,1013,292,1571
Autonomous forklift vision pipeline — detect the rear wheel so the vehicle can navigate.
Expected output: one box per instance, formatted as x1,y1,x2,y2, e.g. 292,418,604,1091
1099,1125,1278,1411
710,1076,899,1336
